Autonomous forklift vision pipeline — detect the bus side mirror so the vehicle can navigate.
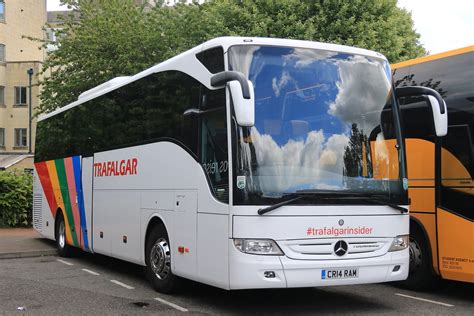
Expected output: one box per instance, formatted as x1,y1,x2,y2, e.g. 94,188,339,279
395,86,448,137
211,71,255,127
228,80,255,127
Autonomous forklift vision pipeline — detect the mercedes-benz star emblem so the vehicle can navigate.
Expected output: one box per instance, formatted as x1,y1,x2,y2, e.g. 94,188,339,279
338,219,344,226
334,240,348,256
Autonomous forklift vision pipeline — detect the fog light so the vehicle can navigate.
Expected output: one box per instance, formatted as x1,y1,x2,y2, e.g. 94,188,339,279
393,265,401,272
264,271,276,278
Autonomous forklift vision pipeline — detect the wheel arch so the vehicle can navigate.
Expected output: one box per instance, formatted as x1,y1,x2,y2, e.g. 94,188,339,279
144,214,170,263
410,216,438,276
54,207,64,241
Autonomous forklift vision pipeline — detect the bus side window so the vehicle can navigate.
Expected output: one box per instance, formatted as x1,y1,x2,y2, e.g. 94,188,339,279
199,88,228,203
196,46,225,74
440,119,474,215
400,100,435,141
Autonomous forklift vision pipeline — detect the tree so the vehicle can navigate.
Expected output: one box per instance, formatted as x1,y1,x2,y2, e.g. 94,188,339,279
36,0,425,115
343,123,373,178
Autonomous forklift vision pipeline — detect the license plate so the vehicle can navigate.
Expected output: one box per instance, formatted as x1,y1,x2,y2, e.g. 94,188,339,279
321,268,359,280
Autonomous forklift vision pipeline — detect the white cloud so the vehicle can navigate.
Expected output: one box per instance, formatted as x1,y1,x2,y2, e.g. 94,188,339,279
397,0,474,54
243,128,349,193
284,48,338,68
328,55,391,134
272,71,292,97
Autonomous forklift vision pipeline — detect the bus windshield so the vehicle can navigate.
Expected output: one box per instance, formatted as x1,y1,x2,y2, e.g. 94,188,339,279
229,45,406,205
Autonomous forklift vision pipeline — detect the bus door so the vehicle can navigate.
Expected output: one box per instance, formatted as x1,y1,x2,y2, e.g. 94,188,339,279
438,122,474,282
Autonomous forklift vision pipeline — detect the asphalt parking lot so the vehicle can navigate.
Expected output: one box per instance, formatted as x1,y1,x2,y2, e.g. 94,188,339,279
0,251,472,315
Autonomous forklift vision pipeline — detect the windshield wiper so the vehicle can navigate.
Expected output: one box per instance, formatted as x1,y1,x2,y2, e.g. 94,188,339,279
257,195,305,215
257,190,346,215
296,190,408,214
351,197,408,214
257,190,408,215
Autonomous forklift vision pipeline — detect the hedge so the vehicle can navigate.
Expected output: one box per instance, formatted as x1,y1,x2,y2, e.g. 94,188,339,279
0,171,33,227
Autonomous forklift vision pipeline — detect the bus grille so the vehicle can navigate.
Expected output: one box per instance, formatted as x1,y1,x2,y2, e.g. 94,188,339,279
33,194,43,232
278,238,392,260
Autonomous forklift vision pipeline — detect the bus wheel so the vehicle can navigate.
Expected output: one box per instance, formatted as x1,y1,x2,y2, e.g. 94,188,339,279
403,229,438,290
145,225,178,293
55,212,71,257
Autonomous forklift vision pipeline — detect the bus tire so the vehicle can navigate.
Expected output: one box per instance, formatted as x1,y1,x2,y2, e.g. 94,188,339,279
145,224,178,293
403,228,438,290
55,212,72,257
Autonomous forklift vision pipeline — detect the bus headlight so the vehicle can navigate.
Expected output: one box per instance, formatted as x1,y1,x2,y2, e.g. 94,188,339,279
388,235,409,252
233,239,284,255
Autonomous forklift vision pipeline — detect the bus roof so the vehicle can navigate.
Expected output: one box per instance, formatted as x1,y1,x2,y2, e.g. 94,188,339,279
38,36,388,122
391,45,474,70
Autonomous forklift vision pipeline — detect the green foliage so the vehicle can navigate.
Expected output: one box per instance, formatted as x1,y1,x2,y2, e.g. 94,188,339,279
36,0,425,115
343,123,373,178
0,172,33,227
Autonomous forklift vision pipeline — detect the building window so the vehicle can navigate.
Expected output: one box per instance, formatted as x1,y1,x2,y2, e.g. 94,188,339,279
0,128,4,147
14,86,27,105
0,44,5,63
0,1,5,22
14,128,27,147
0,86,4,105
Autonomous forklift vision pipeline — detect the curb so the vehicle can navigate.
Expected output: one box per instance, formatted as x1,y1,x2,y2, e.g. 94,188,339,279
0,249,57,260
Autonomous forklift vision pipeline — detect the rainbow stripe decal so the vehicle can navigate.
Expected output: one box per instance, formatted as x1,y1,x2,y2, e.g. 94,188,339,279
35,156,90,251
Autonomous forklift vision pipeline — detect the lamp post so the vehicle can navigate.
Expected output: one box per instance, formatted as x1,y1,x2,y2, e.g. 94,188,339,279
27,68,33,154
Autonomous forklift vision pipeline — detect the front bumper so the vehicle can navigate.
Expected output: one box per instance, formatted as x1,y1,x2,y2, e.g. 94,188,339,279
229,240,408,289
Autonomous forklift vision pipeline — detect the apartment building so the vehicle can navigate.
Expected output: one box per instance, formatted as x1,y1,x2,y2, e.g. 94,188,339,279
0,0,46,171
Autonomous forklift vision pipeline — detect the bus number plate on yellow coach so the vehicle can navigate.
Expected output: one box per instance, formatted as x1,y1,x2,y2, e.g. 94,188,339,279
321,268,358,280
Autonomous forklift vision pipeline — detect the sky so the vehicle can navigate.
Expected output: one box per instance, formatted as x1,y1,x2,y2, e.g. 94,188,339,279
47,0,69,11
397,0,474,54
47,0,474,55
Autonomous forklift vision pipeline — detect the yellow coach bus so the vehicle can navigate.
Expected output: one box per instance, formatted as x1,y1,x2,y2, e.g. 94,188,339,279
392,46,474,289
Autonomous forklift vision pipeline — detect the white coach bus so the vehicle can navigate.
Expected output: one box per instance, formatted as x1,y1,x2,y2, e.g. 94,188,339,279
33,37,448,293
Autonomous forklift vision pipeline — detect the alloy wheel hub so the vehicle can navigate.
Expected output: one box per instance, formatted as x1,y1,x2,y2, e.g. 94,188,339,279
150,238,171,280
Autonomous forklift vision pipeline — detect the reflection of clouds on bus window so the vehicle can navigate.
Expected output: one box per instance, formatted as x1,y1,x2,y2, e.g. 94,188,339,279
284,48,337,68
228,45,261,78
248,127,349,192
328,55,391,133
272,49,338,100
231,45,398,196
272,71,292,97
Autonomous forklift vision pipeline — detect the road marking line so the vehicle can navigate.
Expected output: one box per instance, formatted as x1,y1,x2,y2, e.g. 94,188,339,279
395,293,454,307
110,280,135,290
81,269,100,276
154,297,188,312
56,259,73,266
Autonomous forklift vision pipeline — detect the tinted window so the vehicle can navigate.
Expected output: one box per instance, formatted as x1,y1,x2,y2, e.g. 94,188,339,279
394,51,474,218
440,114,474,218
35,71,201,161
35,70,229,203
200,88,228,202
393,66,436,141
439,53,474,217
196,46,224,73
394,52,473,142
